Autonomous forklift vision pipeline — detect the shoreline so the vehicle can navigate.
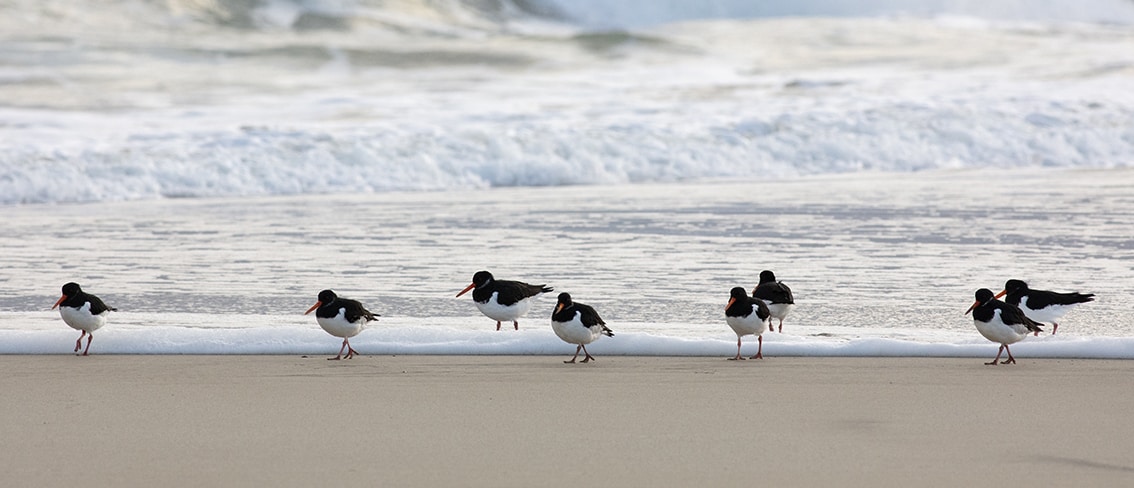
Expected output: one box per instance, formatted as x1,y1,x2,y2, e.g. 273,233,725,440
4,355,1133,487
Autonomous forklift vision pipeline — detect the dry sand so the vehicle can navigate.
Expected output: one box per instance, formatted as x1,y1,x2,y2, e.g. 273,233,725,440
2,355,1133,487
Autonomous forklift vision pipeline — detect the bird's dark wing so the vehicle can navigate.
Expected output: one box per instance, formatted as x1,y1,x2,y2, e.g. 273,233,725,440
87,294,116,314
1022,289,1095,309
494,280,553,306
754,282,793,304
727,296,768,319
998,302,1044,333
754,297,771,320
342,299,379,323
575,302,606,327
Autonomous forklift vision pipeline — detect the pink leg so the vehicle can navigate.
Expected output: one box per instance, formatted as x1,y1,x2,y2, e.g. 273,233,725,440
74,330,87,353
81,333,93,356
329,339,348,360
729,338,745,360
495,321,502,331
343,338,359,359
513,320,519,330
778,319,784,333
565,345,581,364
985,344,1005,365
580,344,596,363
1052,322,1059,335
1003,344,1017,365
749,335,764,360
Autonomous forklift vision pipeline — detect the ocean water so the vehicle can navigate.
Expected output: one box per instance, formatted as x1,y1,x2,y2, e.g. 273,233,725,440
2,170,1132,357
1,1,1133,357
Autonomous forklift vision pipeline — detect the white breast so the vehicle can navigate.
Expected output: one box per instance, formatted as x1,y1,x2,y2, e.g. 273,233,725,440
551,312,604,346
316,308,367,338
475,292,532,321
1018,297,1074,324
766,303,793,321
973,309,1029,346
726,304,768,338
59,303,108,332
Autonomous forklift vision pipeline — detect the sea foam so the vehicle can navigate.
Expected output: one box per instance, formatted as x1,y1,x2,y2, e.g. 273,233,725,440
4,313,1132,358
2,0,1133,205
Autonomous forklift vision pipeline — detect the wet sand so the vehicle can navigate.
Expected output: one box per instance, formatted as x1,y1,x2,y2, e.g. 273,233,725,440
2,355,1133,487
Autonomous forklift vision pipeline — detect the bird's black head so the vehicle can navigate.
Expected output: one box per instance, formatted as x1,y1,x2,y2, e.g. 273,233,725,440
730,287,748,299
965,288,996,315
316,289,338,303
61,282,82,296
472,270,495,288
555,292,574,314
759,270,776,284
1004,279,1028,293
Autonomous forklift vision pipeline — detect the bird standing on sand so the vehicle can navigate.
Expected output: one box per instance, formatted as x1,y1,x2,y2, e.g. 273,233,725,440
996,279,1094,336
725,286,772,360
752,270,794,333
456,270,553,330
966,288,1043,365
550,292,614,364
305,289,379,360
52,282,116,356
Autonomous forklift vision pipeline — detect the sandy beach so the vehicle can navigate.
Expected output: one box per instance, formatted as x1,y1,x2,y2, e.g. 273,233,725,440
2,355,1132,487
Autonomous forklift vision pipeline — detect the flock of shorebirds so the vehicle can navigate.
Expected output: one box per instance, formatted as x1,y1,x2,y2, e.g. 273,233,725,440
50,271,1094,364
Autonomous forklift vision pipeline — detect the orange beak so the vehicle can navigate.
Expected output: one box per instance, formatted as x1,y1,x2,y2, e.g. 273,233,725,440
556,303,564,313
726,297,736,311
304,301,322,315
456,283,476,298
52,295,67,310
993,290,1006,299
964,301,979,315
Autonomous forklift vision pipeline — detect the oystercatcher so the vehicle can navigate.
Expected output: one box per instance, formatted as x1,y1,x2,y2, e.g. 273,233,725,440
456,270,552,330
752,270,794,332
966,288,1044,365
304,289,379,360
725,286,771,360
52,282,116,356
550,292,614,364
996,279,1094,335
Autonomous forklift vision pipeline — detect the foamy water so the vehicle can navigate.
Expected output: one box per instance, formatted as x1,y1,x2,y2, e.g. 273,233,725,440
5,313,1134,359
2,0,1133,204
1,170,1131,357
2,2,1131,356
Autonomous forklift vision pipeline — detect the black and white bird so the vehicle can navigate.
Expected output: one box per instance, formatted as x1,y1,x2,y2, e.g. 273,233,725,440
550,293,614,364
51,282,116,356
304,289,379,360
996,279,1094,336
966,288,1044,365
752,270,794,333
456,270,553,330
725,286,772,360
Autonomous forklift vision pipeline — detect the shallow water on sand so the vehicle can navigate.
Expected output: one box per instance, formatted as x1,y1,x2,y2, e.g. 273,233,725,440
1,169,1131,354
